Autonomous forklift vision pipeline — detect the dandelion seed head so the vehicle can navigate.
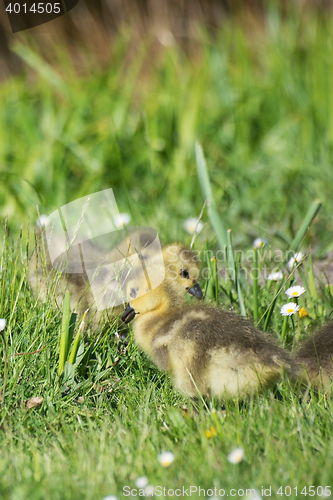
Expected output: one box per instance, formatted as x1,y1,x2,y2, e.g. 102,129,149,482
0,319,6,331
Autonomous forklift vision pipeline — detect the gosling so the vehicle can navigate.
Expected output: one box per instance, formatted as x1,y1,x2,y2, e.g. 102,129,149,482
122,275,293,400
28,230,203,318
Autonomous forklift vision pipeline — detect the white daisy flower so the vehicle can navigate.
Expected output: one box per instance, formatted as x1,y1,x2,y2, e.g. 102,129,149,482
36,214,48,228
280,303,300,316
113,213,131,228
0,319,6,331
267,271,283,281
253,237,267,249
285,286,306,298
158,451,175,467
288,252,304,270
135,476,149,488
227,447,244,464
183,217,203,235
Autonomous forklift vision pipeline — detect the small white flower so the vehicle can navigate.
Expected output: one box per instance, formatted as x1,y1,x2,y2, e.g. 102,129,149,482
288,252,304,270
135,476,149,488
0,319,6,331
101,496,118,500
285,286,306,298
36,214,48,228
227,447,244,464
113,213,131,228
184,217,203,235
280,303,300,316
267,271,283,281
158,451,175,467
253,237,267,249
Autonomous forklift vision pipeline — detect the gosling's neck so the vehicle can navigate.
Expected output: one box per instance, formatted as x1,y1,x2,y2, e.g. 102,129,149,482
132,287,185,355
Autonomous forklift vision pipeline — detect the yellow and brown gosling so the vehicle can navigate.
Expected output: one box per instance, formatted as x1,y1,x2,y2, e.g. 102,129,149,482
122,275,292,400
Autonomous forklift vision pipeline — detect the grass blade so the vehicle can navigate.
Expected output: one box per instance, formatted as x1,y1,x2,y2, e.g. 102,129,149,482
58,291,71,376
204,241,215,301
253,247,259,324
212,256,219,305
226,229,236,279
236,252,246,317
289,201,322,254
1,329,7,405
68,312,87,365
12,44,69,98
307,253,319,300
195,142,228,249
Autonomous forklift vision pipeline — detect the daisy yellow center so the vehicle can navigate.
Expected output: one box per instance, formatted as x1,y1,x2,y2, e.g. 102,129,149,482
287,308,294,313
292,291,298,296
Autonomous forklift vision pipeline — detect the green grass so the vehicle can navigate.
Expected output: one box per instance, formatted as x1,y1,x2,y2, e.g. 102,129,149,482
1,3,333,499
1,216,333,499
1,5,333,251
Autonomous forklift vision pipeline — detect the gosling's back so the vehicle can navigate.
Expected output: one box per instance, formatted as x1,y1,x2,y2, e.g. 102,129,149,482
138,303,292,399
293,323,333,391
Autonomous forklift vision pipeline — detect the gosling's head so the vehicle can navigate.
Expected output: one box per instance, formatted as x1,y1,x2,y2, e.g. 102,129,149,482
163,244,203,299
121,266,185,324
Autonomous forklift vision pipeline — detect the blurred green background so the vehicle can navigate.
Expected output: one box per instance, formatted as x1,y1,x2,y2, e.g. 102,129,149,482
1,0,333,252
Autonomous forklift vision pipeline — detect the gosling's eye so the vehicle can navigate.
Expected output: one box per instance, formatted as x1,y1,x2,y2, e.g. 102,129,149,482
180,269,190,279
130,288,138,298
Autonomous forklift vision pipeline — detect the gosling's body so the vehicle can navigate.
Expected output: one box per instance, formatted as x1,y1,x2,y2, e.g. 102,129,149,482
123,279,292,399
293,323,333,392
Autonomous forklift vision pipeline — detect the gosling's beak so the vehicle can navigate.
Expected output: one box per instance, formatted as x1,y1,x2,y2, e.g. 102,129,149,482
121,303,137,324
188,282,203,300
